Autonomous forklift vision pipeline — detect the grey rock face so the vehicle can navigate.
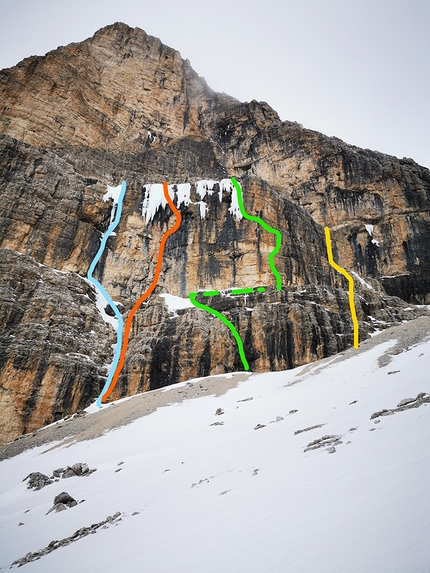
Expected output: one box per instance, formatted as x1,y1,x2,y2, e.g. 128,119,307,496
0,23,429,441
0,248,113,443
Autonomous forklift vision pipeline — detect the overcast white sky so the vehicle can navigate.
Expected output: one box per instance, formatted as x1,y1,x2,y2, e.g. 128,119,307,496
1,0,429,168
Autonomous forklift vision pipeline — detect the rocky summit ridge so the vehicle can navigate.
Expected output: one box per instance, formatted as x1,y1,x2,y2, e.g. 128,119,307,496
0,22,429,444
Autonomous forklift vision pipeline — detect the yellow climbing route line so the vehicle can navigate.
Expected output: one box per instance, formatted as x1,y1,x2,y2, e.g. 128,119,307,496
324,226,359,348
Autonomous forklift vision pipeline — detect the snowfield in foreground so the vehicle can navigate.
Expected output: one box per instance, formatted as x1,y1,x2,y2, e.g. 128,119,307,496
1,329,429,573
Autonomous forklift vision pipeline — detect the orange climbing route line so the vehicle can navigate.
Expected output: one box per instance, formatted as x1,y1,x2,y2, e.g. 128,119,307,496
101,182,181,403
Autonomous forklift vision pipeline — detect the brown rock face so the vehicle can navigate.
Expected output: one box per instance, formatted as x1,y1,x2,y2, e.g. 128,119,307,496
0,24,222,151
0,22,429,442
0,249,113,442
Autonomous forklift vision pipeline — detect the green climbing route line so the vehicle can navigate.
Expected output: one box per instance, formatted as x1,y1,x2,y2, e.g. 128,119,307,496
231,288,254,295
188,178,282,371
189,291,250,371
231,177,283,290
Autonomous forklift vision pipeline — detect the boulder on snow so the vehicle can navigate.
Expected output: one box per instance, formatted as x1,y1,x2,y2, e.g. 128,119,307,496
60,463,94,479
23,472,53,490
46,492,77,514
53,492,77,505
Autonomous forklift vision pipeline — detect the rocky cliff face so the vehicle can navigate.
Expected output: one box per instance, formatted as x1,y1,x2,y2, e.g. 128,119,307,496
0,249,113,440
1,22,429,443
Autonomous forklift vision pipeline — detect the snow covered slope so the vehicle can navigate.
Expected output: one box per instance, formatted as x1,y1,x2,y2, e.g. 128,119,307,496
1,320,429,573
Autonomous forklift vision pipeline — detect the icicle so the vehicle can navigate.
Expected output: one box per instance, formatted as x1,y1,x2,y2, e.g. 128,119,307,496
196,180,216,200
196,201,208,219
176,183,192,207
228,182,243,221
141,184,168,224
219,178,233,203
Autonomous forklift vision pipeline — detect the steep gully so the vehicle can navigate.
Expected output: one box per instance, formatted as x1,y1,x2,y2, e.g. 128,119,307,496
90,178,359,405
86,181,127,407
102,183,181,403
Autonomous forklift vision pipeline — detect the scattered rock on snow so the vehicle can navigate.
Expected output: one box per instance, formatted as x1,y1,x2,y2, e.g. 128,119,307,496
46,492,77,514
294,424,324,435
191,478,213,488
397,397,417,408
23,472,53,490
25,464,96,489
11,512,122,567
61,463,94,479
304,435,342,452
371,393,430,419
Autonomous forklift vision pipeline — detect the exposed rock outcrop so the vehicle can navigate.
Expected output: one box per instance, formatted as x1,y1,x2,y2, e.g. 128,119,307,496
46,492,77,514
0,249,112,442
0,22,429,442
110,282,425,400
11,511,122,567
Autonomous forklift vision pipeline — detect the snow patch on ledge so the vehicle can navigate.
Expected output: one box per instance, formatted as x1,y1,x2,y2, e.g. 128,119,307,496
103,184,123,223
84,278,119,332
160,293,194,317
365,224,380,247
351,271,374,290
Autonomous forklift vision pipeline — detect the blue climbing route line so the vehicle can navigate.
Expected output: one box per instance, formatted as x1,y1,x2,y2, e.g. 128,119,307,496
87,180,126,407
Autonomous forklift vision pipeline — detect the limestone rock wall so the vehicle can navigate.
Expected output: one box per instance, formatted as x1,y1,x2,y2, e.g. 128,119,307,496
0,22,429,442
111,284,424,401
205,107,430,301
0,249,113,443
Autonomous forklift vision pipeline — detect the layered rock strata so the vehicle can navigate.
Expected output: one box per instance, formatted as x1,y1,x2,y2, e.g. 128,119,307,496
0,22,429,442
0,249,113,442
